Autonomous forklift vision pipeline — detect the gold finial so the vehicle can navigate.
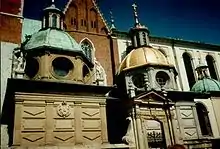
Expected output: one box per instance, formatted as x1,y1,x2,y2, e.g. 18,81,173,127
132,2,140,27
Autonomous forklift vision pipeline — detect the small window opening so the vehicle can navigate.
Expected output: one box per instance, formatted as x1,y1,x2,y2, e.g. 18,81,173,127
52,14,57,28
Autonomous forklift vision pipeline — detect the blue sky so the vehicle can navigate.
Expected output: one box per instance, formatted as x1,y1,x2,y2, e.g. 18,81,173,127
23,0,220,45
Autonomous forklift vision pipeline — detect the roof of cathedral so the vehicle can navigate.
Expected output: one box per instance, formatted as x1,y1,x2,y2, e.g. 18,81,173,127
24,28,84,54
63,0,110,32
191,78,220,93
117,46,171,73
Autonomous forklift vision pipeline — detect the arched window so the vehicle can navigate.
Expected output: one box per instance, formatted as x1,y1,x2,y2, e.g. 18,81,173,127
196,103,212,136
182,52,196,89
81,40,93,61
52,14,57,28
206,55,218,80
90,8,98,32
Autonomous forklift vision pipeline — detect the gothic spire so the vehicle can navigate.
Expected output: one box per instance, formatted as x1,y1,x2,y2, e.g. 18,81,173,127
129,2,150,48
132,2,141,27
110,10,116,30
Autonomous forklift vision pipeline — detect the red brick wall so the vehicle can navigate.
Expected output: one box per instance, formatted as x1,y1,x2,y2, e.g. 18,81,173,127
1,0,21,14
0,0,22,44
64,0,119,85
68,31,113,85
0,14,22,44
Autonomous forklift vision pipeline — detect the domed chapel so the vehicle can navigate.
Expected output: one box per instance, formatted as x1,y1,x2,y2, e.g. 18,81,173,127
1,0,220,149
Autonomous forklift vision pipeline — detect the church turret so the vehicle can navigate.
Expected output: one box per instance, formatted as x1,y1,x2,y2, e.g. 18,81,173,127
191,63,220,93
11,0,94,84
129,3,150,48
42,0,64,30
195,63,210,80
116,2,178,98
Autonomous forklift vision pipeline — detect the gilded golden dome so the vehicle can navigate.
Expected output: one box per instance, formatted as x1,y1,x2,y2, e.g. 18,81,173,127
118,46,170,73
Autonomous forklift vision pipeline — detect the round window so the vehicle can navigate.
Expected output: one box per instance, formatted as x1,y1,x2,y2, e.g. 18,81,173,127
25,57,39,78
52,57,73,77
132,73,145,88
156,71,169,87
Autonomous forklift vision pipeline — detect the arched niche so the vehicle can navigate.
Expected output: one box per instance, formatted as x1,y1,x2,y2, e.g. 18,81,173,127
195,102,213,136
206,55,218,80
182,52,196,89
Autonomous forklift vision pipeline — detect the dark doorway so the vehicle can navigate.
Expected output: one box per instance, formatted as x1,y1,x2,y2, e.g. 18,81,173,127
144,120,167,149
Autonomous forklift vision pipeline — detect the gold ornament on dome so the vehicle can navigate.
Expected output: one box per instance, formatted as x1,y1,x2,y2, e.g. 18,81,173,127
57,101,71,118
118,47,171,74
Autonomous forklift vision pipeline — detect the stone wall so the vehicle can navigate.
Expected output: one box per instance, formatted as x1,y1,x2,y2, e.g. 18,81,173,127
11,92,109,147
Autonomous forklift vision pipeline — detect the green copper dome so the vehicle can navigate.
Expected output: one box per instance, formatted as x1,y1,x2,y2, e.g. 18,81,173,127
191,78,220,93
24,28,84,54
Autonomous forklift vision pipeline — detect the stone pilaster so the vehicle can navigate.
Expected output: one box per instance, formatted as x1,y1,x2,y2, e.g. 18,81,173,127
135,105,146,149
132,108,139,149
74,101,83,144
175,105,184,142
192,104,202,139
100,102,108,143
45,100,54,145
13,100,23,146
162,118,172,147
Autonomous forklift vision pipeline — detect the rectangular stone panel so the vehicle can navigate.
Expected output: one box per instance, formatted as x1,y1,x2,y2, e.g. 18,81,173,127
54,119,74,130
23,107,45,118
182,119,196,128
22,119,45,131
21,132,45,145
82,120,101,130
179,106,192,110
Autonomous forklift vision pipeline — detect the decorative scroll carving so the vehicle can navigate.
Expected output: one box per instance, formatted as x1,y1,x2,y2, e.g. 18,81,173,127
122,117,135,145
57,101,71,118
